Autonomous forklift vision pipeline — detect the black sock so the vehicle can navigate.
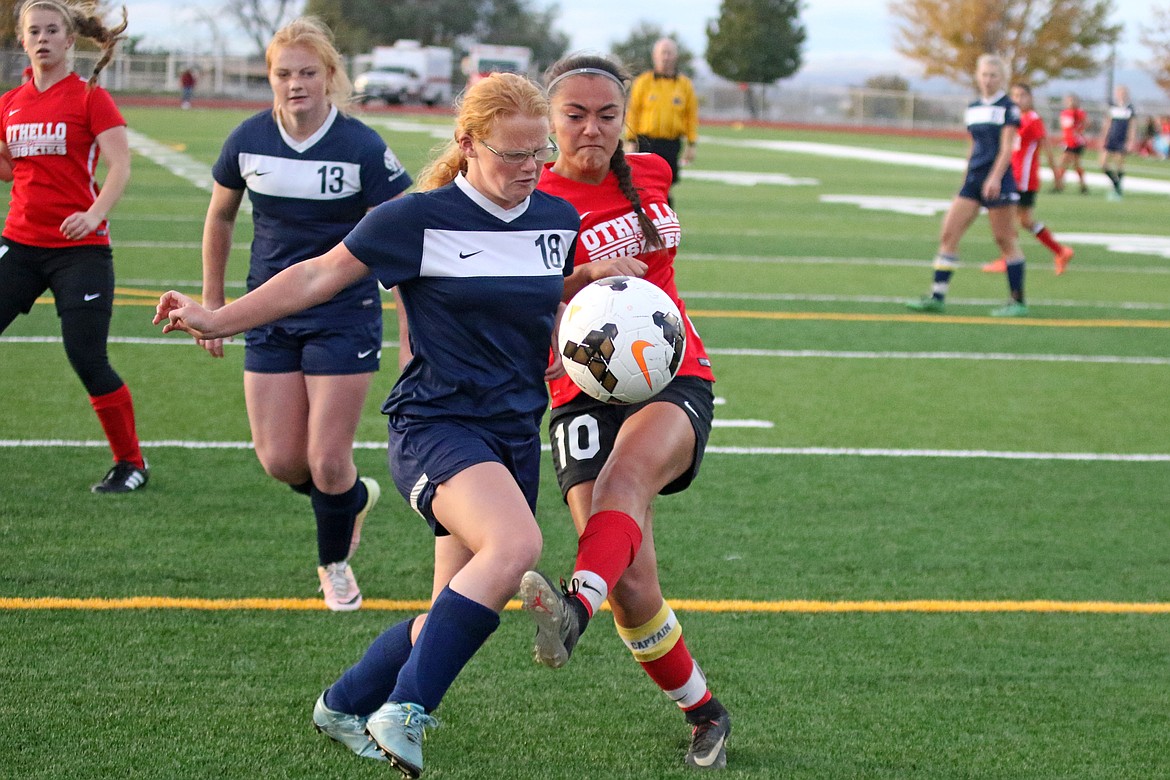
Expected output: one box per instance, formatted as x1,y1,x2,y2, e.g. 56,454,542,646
685,696,728,725
289,478,314,496
311,478,365,565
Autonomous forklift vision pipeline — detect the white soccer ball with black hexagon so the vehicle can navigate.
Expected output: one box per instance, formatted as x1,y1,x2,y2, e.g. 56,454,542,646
558,276,686,404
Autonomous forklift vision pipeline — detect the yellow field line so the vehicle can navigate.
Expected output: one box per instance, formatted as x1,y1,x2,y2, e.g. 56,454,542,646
2,597,1168,614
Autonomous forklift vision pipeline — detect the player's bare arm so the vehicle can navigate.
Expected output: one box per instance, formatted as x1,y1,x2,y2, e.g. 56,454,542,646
61,125,130,241
156,243,369,340
198,183,246,357
0,140,12,183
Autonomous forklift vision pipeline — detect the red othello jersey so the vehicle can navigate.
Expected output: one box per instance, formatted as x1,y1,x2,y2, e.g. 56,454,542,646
1012,110,1047,193
1059,107,1087,149
0,73,125,248
537,152,714,408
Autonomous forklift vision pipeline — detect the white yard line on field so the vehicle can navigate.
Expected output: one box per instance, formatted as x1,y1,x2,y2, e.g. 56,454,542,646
703,136,1170,196
682,289,1170,311
4,336,1167,365
683,253,1170,275
2,439,1167,461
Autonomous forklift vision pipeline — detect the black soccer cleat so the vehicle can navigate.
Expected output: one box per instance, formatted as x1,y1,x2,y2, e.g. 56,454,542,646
685,708,731,770
91,460,149,494
519,570,583,668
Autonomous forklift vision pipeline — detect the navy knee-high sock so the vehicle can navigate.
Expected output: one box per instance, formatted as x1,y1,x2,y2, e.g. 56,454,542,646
311,478,366,565
1006,259,1025,302
389,587,500,712
326,617,416,716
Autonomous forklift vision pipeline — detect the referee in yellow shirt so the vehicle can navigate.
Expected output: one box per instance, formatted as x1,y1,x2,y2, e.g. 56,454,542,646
624,38,698,204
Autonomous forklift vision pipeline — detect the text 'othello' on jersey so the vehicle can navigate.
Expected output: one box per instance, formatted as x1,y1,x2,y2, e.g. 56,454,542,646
0,73,124,248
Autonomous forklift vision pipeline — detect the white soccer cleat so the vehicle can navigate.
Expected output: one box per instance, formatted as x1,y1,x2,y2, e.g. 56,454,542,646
318,561,362,612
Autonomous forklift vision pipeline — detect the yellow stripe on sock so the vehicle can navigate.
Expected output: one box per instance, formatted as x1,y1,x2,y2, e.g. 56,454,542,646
615,602,682,662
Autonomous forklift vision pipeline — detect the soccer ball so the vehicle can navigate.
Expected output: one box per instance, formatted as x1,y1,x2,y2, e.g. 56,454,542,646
558,276,686,404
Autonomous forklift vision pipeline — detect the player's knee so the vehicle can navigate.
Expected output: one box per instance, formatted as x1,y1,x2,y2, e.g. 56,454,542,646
65,350,120,396
255,450,309,485
487,523,543,579
306,455,354,493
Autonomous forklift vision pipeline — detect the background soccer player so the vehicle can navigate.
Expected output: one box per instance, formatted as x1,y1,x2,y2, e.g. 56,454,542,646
0,0,147,493
906,54,1028,318
1100,84,1137,200
197,18,411,611
982,83,1074,276
1052,93,1089,194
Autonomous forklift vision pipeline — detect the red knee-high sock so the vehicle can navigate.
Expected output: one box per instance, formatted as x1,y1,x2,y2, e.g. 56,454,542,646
89,384,144,468
571,510,642,617
1032,224,1063,253
649,640,713,712
616,604,713,710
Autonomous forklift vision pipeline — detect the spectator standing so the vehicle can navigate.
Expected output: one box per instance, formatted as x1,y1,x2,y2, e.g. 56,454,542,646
624,38,698,204
180,67,197,109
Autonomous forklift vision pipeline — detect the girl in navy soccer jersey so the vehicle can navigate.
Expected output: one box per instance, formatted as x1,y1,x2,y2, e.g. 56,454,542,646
197,18,412,612
0,1,147,493
517,54,731,770
156,72,578,777
907,54,1029,318
1099,84,1137,200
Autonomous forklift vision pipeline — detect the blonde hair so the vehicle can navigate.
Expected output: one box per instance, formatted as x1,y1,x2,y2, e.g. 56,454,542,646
19,0,128,90
976,53,1008,79
266,16,352,109
415,72,549,192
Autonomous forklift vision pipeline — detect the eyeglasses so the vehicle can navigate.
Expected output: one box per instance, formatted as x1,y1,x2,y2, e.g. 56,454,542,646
478,139,558,165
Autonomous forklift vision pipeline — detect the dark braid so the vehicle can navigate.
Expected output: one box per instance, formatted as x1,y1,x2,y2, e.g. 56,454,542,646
610,144,663,249
545,53,663,250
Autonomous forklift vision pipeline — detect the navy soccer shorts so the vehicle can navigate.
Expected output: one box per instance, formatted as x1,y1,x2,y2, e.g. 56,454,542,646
958,168,1019,208
387,415,542,537
243,319,382,375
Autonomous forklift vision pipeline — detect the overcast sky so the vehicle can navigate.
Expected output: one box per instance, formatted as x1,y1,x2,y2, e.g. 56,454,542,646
129,0,1165,100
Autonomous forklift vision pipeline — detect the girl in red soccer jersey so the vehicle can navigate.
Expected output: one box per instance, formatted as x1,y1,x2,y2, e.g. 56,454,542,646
1053,92,1089,194
519,54,731,771
982,83,1074,276
0,1,146,493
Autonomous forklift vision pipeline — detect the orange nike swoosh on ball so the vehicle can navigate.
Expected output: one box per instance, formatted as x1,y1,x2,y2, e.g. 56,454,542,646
631,339,654,389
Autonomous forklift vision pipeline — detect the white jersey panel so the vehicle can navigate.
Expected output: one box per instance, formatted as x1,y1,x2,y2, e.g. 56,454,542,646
420,229,575,279
965,105,1007,126
237,152,362,200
